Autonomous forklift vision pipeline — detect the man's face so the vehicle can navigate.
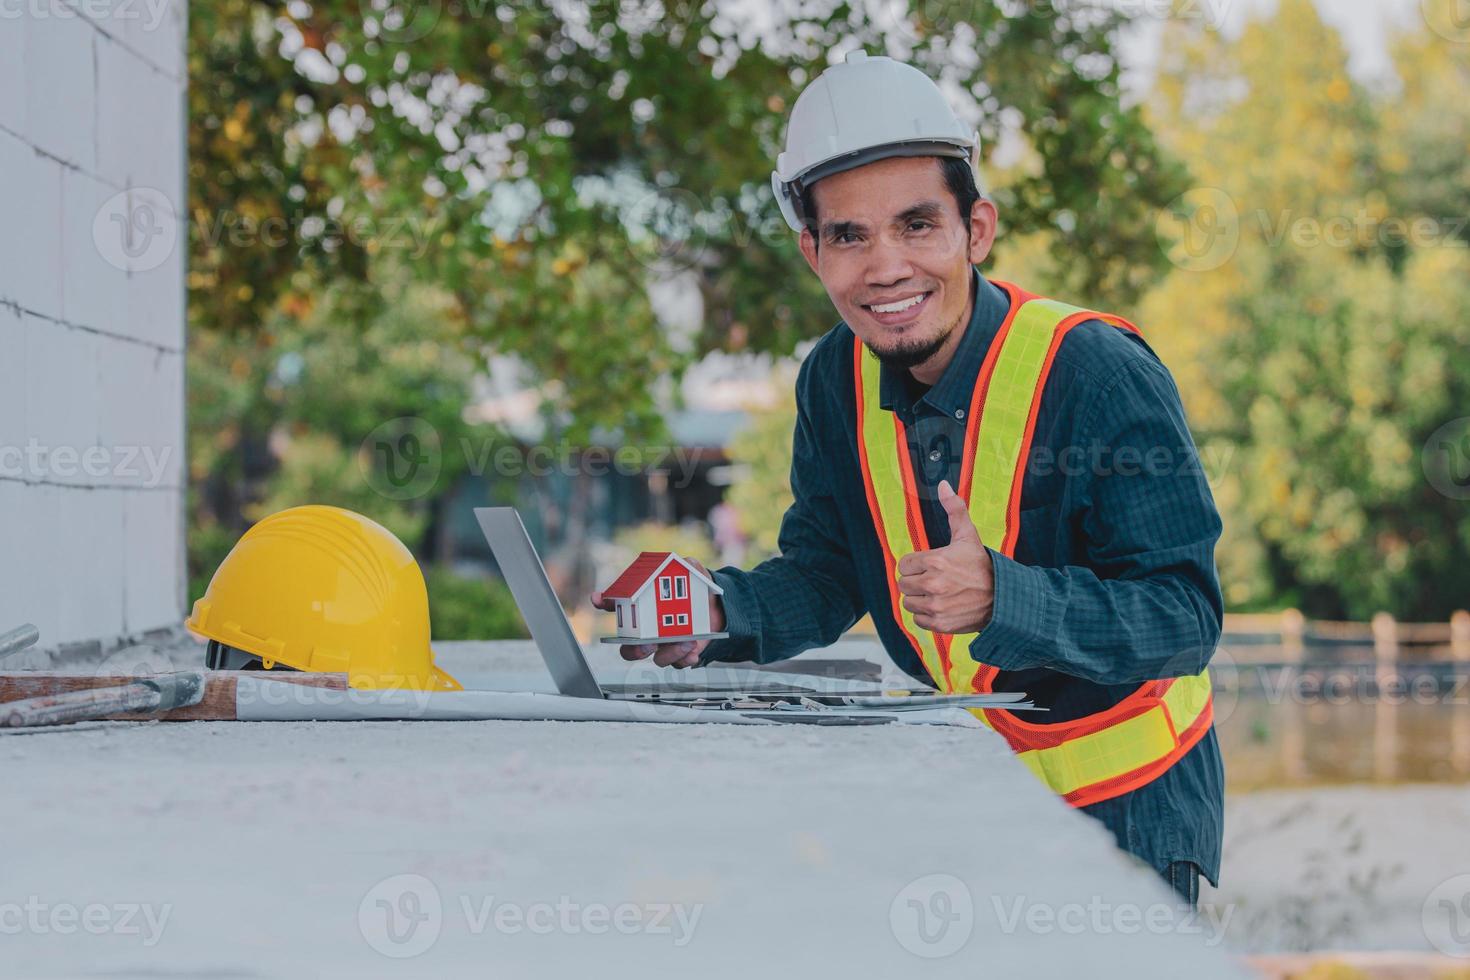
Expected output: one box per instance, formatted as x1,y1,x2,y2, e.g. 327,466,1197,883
797,156,996,370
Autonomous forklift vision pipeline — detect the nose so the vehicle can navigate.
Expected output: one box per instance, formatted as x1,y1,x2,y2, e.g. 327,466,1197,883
864,241,917,292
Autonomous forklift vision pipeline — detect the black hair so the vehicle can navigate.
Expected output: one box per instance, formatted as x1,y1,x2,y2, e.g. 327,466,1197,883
796,155,982,245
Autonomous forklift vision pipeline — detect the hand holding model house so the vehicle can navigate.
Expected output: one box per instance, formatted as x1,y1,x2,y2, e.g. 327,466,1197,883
590,552,727,669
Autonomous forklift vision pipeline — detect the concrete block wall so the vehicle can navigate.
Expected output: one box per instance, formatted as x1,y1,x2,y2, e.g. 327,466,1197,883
0,0,188,648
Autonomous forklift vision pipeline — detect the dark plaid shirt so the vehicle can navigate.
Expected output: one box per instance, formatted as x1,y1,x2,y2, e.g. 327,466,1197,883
704,267,1226,884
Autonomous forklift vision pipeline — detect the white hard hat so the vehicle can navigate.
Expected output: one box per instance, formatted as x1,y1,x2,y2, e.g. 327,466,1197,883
771,50,979,232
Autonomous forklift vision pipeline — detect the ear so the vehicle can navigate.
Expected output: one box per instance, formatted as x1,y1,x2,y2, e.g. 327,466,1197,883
967,197,999,266
798,227,819,275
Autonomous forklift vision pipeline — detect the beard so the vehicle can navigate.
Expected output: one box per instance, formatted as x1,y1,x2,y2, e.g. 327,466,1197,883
868,321,954,369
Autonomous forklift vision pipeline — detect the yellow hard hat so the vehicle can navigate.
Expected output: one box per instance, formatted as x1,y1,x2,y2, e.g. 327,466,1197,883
186,505,461,692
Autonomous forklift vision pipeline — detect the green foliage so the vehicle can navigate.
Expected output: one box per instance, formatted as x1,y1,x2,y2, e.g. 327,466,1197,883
1140,0,1470,618
425,567,529,641
188,0,1188,437
725,380,798,564
611,522,717,569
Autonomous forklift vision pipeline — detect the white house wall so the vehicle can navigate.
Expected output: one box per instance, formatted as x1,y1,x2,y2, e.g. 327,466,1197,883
0,1,188,646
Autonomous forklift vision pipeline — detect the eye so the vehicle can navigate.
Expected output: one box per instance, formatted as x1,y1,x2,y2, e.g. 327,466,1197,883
907,220,933,232
834,232,861,245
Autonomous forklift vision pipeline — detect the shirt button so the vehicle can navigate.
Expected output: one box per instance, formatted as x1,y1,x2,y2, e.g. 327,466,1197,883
929,449,943,462
954,409,965,419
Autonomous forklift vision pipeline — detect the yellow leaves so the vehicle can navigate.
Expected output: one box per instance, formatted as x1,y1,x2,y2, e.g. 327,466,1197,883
766,95,785,114
279,293,314,321
1326,77,1350,105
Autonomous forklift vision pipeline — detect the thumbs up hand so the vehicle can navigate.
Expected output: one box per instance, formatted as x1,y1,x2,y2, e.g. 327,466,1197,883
895,480,996,634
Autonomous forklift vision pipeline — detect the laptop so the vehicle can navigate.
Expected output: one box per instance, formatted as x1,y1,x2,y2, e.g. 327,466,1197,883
473,507,942,704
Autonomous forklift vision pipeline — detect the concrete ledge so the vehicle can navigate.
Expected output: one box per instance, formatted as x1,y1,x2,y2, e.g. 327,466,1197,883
2,639,1250,977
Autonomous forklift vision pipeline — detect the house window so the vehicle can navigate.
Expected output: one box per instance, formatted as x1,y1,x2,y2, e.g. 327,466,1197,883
630,606,637,629
674,577,687,599
659,576,672,600
616,605,623,627
677,613,688,626
662,614,675,627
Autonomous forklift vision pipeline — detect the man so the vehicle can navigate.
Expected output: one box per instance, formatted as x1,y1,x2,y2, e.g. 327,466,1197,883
592,51,1224,905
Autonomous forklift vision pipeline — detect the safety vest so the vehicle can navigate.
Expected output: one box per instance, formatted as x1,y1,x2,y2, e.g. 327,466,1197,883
853,279,1214,808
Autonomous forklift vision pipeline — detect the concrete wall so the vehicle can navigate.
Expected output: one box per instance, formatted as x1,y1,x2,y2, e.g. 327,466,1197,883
0,1,188,648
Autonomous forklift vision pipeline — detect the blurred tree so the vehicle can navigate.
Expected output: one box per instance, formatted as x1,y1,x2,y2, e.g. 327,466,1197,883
186,1,1198,626
1379,0,1470,261
724,375,797,564
425,566,528,641
1141,0,1470,618
189,0,1190,440
611,521,718,569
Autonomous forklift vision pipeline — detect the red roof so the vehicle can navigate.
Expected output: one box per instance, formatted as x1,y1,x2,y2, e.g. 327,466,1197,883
601,552,673,599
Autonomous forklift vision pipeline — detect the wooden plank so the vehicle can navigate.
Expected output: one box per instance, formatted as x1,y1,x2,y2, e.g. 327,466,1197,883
0,672,349,721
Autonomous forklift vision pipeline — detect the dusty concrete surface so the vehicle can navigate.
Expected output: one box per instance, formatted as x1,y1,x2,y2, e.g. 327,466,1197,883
1,641,1248,978
1209,783,1470,956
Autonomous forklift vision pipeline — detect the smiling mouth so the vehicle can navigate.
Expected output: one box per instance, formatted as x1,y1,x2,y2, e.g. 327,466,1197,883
861,291,932,325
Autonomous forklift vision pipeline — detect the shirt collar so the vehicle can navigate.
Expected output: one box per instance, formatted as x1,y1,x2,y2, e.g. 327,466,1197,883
876,266,1012,419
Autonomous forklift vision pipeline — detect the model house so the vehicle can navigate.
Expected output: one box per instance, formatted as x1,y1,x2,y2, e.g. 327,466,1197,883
600,552,724,641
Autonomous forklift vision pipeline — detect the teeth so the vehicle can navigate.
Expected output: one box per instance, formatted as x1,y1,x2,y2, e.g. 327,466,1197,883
871,293,926,314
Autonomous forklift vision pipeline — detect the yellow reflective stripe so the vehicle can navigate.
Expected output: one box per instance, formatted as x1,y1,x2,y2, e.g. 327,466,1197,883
944,631,982,693
965,298,1085,544
858,346,949,688
947,297,1087,692
1015,708,1177,798
1163,670,1213,731
1007,671,1214,797
853,284,1215,806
